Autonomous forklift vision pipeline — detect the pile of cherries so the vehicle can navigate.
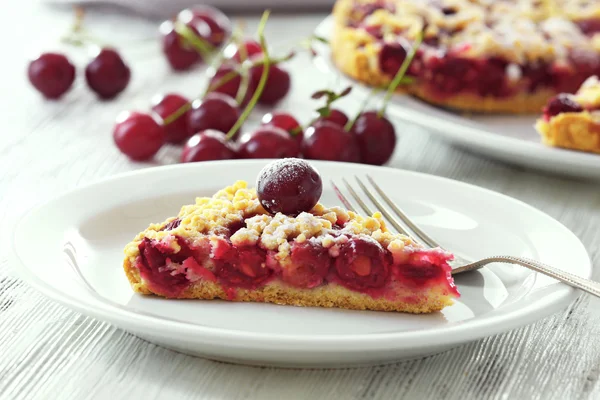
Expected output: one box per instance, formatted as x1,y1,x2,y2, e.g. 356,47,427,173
28,48,131,100
28,5,402,167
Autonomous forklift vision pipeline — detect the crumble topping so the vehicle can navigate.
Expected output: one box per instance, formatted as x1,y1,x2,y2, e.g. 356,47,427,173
340,0,600,64
125,181,420,263
574,75,600,108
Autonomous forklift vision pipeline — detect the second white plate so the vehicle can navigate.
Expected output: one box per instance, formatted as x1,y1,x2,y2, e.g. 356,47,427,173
313,16,600,181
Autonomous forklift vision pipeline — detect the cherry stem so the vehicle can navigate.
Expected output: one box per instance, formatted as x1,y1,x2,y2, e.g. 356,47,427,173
225,10,271,141
378,31,423,119
61,6,105,49
235,34,252,105
174,21,215,60
344,87,381,131
162,102,192,126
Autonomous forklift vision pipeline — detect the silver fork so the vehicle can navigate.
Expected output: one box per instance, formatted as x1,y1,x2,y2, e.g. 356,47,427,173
331,175,600,299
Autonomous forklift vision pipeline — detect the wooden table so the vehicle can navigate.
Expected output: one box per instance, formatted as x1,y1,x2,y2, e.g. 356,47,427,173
2,2,599,399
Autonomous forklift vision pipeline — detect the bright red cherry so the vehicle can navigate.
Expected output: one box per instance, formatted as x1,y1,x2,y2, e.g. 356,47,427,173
187,93,241,138
302,121,360,162
261,111,303,145
226,39,263,63
182,5,231,46
85,48,131,99
151,93,191,144
351,111,397,165
113,111,165,161
256,158,322,215
314,109,349,128
181,130,236,162
27,52,75,99
206,63,256,105
238,126,300,159
250,60,291,105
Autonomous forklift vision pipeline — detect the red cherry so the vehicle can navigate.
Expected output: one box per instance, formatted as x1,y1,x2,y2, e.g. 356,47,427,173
181,130,236,162
256,158,322,215
27,52,75,99
351,111,397,165
182,5,231,46
314,109,349,128
160,18,209,71
226,39,263,63
151,93,191,144
238,126,300,159
207,64,256,105
113,111,165,161
85,48,131,99
281,242,331,288
334,238,391,291
187,93,241,138
250,60,291,105
261,111,303,145
302,121,360,162
543,94,584,119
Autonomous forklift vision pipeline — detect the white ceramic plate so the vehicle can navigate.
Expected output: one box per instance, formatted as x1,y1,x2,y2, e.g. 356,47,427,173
313,16,600,181
11,160,591,368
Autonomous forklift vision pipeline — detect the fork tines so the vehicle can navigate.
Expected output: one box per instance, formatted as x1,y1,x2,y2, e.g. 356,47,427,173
331,175,441,249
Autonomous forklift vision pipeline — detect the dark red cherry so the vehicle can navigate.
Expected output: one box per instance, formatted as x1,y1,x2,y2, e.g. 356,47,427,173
27,52,75,99
256,158,322,215
379,40,409,77
334,238,391,291
187,92,241,138
302,121,360,162
207,64,256,105
85,48,131,99
351,111,397,165
181,130,236,162
250,60,291,105
151,93,191,144
113,111,165,161
238,126,300,159
281,242,331,288
543,94,584,119
313,108,349,128
226,39,263,63
160,18,209,71
261,111,303,145
183,5,231,46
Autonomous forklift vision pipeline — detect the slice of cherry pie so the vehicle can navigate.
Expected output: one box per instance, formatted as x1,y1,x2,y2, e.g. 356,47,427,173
331,0,600,114
123,159,459,313
535,76,600,154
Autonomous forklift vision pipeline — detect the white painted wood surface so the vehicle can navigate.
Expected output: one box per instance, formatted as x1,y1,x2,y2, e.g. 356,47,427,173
2,1,600,399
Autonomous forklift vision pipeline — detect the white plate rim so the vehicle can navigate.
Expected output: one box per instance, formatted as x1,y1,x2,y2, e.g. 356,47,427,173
11,160,591,352
312,16,600,179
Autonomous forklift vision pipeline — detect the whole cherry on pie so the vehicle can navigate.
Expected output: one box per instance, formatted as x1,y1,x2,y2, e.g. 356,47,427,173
256,158,323,216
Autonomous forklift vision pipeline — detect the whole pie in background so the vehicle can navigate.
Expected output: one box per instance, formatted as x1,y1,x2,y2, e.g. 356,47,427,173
331,0,600,114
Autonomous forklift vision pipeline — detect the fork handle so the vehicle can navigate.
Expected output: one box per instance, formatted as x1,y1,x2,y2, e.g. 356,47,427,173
454,256,600,298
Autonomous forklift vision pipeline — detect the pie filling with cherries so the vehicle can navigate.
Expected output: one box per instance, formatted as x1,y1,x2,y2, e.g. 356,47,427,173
535,76,600,154
331,0,600,113
123,159,459,313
